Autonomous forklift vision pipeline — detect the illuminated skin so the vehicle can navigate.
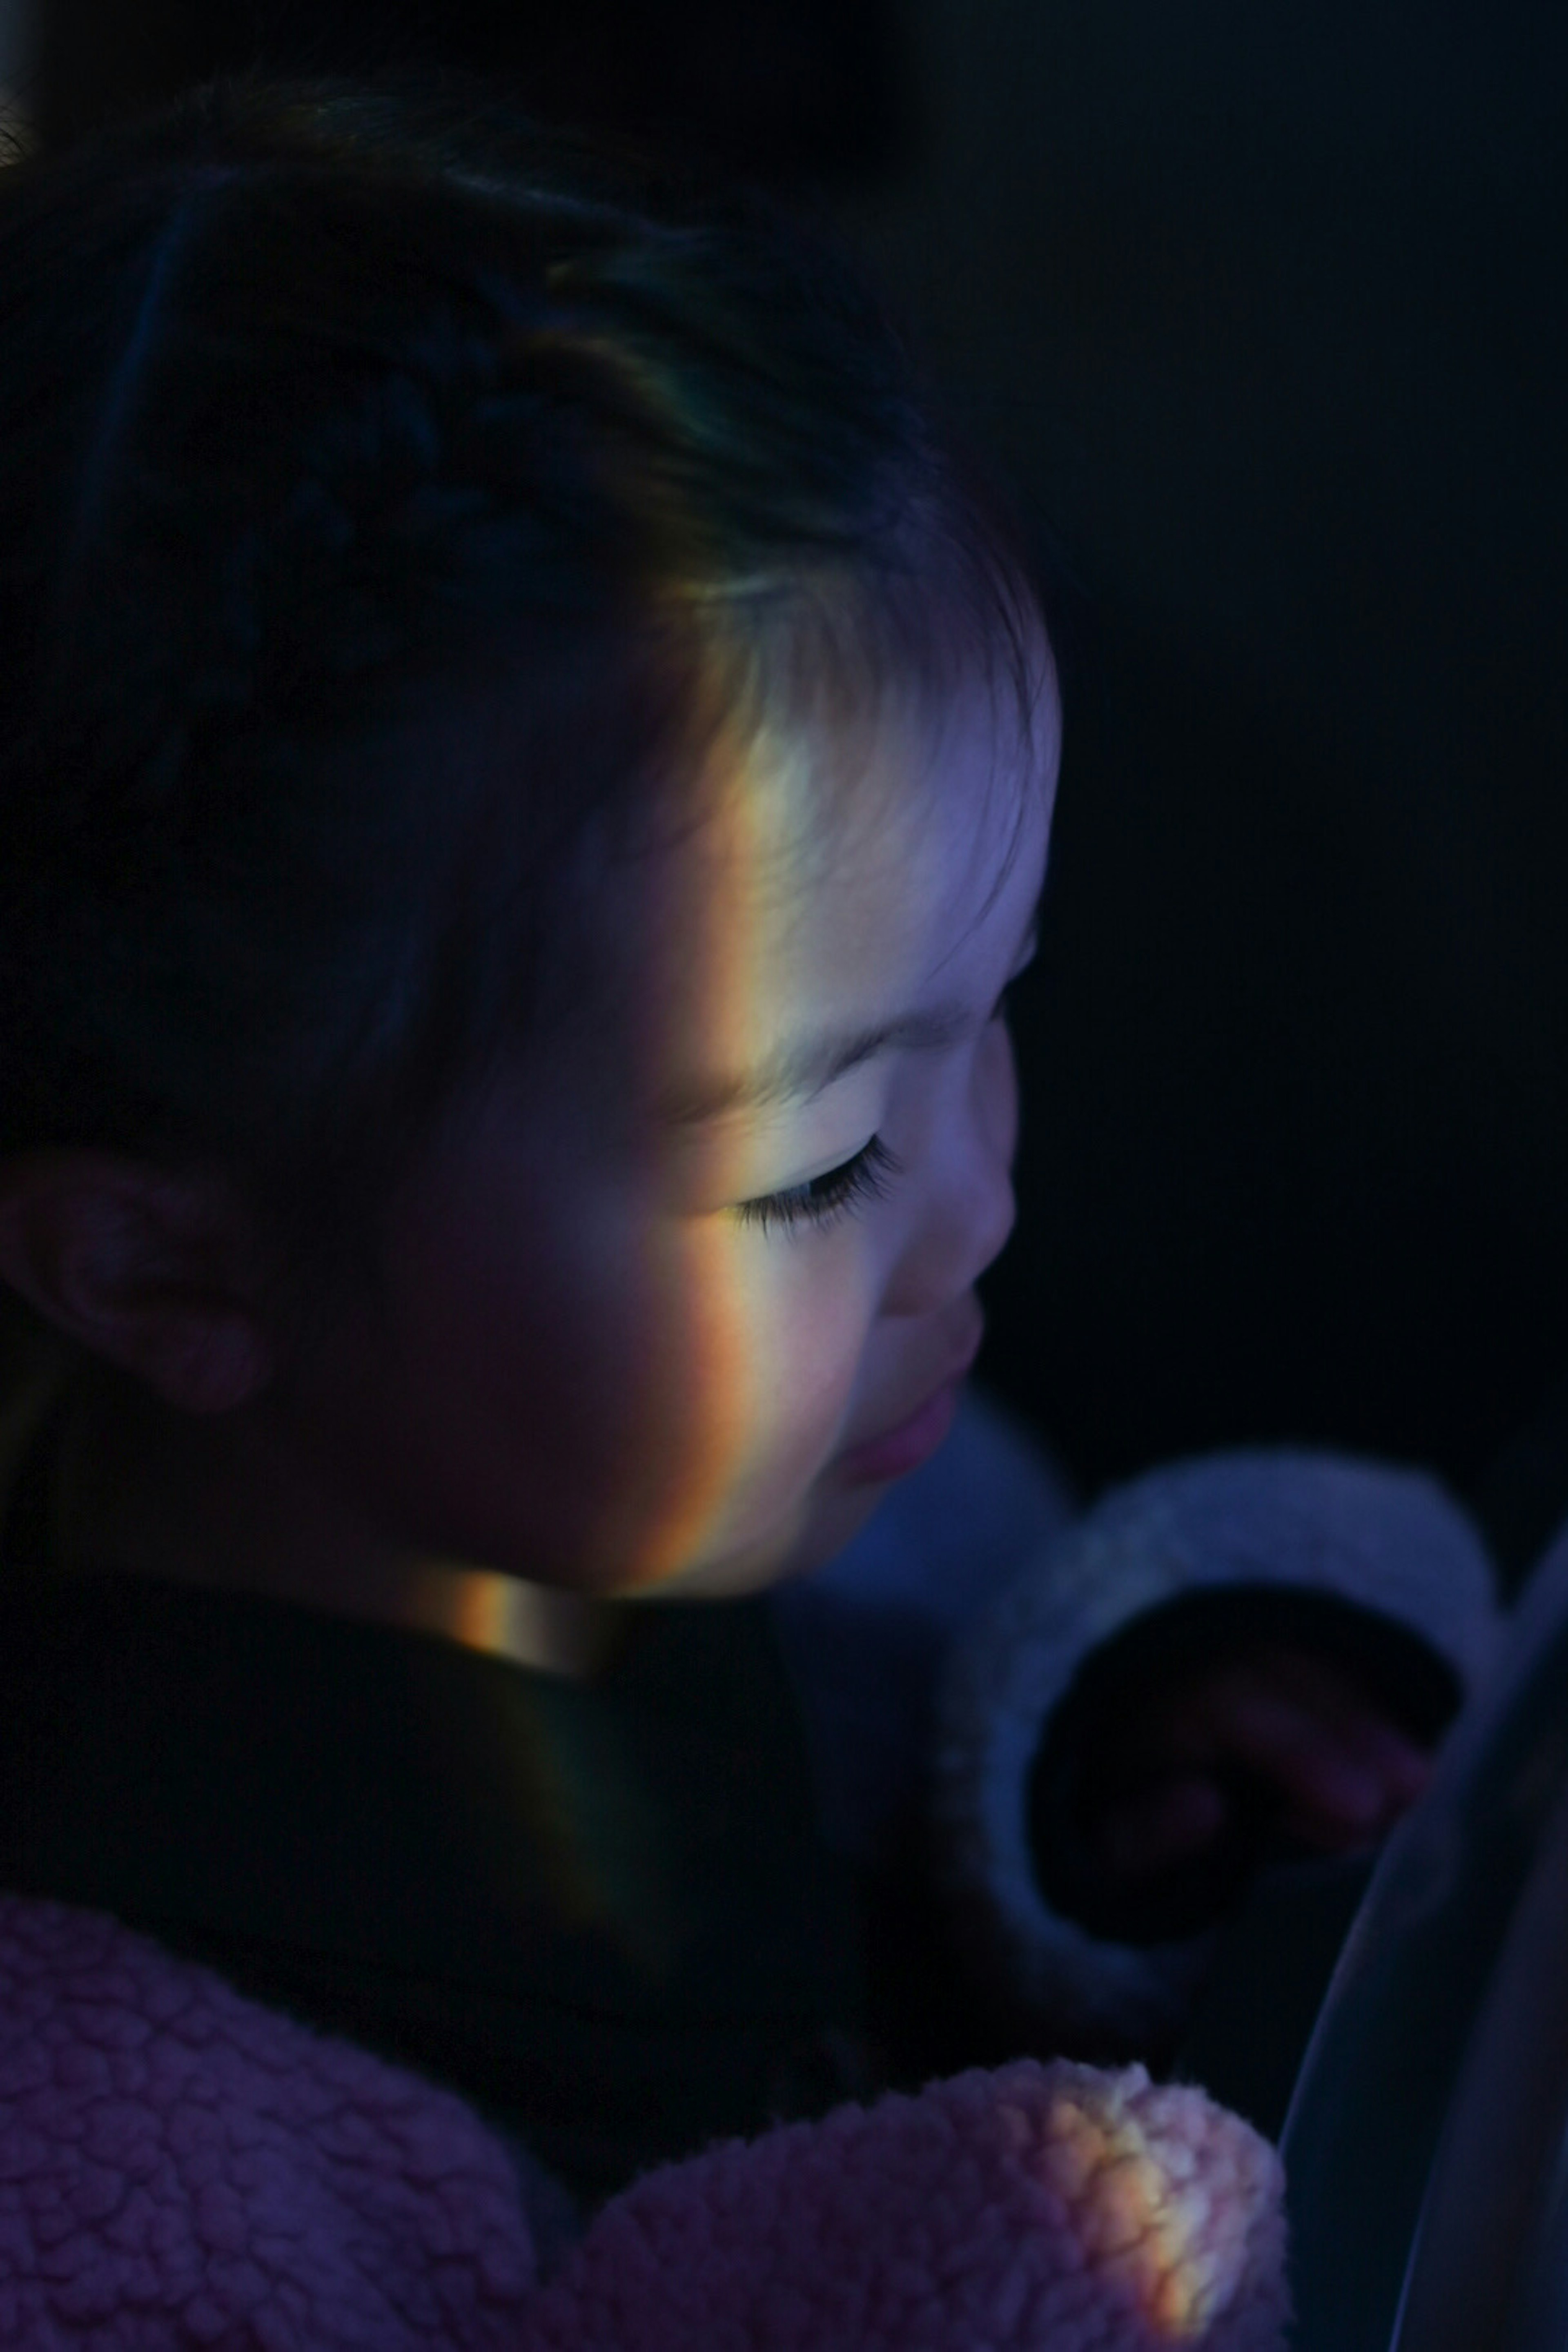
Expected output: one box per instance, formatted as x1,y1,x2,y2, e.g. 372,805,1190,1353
266,663,1058,1604
50,653,1058,1622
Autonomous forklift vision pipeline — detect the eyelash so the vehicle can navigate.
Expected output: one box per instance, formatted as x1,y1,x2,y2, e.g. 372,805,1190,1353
728,952,1034,1238
735,1135,903,1236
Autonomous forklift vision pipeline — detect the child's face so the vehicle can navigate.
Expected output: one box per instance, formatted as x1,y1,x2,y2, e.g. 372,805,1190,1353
276,652,1058,1600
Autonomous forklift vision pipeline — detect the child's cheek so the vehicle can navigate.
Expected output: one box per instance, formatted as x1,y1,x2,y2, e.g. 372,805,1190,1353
735,1229,875,1492
612,1221,873,1592
974,1015,1020,1171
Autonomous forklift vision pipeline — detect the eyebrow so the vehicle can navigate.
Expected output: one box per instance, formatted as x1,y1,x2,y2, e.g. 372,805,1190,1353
659,876,1045,1127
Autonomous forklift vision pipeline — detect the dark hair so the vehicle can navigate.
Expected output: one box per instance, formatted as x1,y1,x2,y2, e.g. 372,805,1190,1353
0,80,1041,1286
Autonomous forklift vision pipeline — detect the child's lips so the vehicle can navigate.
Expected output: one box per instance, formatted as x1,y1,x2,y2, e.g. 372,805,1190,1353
836,1319,984,1487
836,1380,964,1486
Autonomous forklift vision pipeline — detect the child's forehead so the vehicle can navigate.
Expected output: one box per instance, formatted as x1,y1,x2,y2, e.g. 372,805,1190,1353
514,601,1057,1112
661,711,1049,1133
575,653,1054,1082
677,623,1057,879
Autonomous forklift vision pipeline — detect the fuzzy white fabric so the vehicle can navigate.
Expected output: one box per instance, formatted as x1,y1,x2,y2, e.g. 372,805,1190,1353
933,1448,1504,2044
0,1894,1290,2352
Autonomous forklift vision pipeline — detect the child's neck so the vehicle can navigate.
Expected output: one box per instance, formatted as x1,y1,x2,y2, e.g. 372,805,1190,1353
50,1364,620,1677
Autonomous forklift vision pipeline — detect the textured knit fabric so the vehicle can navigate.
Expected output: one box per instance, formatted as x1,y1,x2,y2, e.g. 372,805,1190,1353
935,1448,1503,2043
0,1895,541,2351
0,1893,1290,2352
535,2058,1288,2352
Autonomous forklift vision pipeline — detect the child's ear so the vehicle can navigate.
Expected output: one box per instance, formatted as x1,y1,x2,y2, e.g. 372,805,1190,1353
0,1152,276,1414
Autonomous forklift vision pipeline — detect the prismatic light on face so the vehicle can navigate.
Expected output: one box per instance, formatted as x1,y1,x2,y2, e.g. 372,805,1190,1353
584,631,1058,1601
314,619,1057,1622
611,701,806,1591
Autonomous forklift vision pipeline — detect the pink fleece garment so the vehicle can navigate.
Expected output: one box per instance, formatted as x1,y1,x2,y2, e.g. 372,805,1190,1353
0,1895,1288,2350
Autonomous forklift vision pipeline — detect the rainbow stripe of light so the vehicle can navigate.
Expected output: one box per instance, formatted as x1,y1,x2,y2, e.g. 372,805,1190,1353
1034,2076,1262,2341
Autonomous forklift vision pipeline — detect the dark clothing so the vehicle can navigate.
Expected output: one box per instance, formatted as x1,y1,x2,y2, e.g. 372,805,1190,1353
0,1459,871,2204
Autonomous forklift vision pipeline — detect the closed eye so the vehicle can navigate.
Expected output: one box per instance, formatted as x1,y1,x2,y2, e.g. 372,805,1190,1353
734,1136,902,1236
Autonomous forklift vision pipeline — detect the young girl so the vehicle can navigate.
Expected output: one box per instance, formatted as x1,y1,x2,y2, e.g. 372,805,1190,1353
0,79,1486,2236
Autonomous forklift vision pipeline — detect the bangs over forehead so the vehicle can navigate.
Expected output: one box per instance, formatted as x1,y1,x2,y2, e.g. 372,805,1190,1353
650,510,1052,913
0,77,1052,1284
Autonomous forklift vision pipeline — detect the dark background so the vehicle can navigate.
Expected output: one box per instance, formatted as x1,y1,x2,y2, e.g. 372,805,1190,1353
12,0,1568,1570
835,2,1568,1577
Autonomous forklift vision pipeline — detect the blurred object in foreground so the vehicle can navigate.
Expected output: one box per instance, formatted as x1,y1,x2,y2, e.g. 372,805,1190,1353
1282,1512,1568,2350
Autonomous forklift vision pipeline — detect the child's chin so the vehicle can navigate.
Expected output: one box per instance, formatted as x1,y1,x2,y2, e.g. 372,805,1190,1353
770,1481,891,1584
642,1483,889,1599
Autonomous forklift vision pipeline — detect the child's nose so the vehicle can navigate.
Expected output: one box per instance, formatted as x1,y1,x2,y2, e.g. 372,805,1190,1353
884,1152,1016,1319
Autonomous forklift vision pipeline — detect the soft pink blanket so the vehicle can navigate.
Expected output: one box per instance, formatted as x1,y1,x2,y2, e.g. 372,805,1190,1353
0,1895,1287,2349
